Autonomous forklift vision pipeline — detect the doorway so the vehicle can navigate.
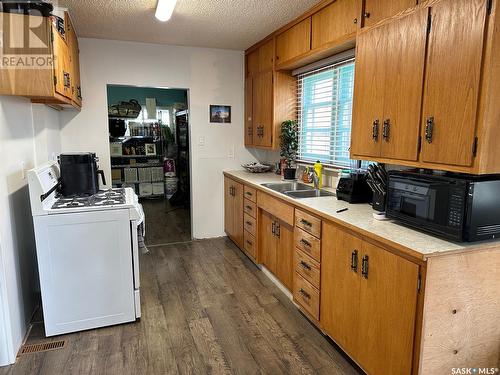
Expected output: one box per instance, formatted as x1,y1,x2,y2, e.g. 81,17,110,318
107,85,191,246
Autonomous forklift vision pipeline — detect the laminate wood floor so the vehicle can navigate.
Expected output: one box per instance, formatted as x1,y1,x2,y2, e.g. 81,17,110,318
0,237,362,375
142,199,191,246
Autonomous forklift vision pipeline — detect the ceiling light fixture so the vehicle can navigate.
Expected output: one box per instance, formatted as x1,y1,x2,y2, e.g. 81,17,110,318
155,0,177,22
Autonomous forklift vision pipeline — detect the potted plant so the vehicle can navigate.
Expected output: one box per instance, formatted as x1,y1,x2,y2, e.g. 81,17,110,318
280,120,299,180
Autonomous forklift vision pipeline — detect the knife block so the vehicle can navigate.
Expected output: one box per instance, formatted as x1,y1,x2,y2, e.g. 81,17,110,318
372,191,386,212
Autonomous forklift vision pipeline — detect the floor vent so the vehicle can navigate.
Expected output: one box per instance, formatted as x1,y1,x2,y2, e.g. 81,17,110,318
20,340,66,355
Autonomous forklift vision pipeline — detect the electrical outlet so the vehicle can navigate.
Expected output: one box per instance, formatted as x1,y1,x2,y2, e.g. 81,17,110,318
198,136,205,146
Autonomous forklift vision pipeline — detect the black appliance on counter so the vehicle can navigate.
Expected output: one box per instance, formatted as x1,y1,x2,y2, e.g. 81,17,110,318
336,172,373,204
387,171,500,242
0,1,53,16
58,153,106,197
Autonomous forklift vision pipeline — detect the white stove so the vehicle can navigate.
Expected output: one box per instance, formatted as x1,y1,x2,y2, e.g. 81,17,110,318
28,162,143,337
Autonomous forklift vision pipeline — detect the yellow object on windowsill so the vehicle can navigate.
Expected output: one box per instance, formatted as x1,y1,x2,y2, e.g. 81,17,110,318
314,161,323,188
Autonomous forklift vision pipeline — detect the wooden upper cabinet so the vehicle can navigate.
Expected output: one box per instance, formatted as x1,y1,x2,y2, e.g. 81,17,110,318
420,0,488,167
252,71,274,148
244,77,253,146
356,241,419,375
311,0,358,49
258,39,274,72
380,7,428,161
246,49,259,77
362,0,417,27
350,22,387,159
352,6,428,162
65,13,82,106
276,18,311,67
52,27,71,99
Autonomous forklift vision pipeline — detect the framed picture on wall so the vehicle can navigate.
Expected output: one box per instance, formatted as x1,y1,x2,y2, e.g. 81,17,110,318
209,105,231,123
145,143,157,156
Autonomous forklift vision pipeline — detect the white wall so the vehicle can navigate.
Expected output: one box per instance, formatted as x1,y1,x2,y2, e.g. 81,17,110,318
60,38,275,239
0,96,62,366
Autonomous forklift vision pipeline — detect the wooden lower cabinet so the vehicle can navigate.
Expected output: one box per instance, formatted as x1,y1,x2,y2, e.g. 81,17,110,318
259,209,294,290
321,222,420,375
224,177,243,248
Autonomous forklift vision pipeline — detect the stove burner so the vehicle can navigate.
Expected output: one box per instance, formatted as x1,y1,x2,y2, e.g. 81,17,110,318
51,188,126,210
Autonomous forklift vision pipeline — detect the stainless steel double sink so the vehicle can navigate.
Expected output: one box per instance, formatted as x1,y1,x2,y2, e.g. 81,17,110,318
261,182,335,199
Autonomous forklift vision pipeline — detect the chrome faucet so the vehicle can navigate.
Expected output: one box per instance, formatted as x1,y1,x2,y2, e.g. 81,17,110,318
311,170,320,190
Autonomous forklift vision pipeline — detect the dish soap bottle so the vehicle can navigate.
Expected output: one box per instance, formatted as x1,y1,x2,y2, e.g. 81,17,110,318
314,160,323,188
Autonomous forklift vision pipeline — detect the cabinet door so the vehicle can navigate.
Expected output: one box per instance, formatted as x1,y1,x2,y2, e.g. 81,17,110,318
420,0,488,167
232,181,244,249
259,39,274,73
350,24,386,158
275,221,294,291
276,18,311,66
311,0,358,49
246,49,259,77
380,7,428,161
65,13,82,106
320,223,362,357
253,72,273,147
357,241,419,375
244,77,253,146
259,211,277,274
363,0,417,27
52,28,71,99
224,177,234,237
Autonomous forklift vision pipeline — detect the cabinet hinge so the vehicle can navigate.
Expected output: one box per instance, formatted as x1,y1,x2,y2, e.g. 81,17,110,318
417,136,422,153
487,0,493,15
417,273,422,293
427,13,432,34
472,137,479,157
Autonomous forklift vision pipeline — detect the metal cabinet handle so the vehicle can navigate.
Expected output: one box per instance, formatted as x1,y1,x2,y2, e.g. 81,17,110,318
245,205,252,211
247,126,253,136
272,221,276,235
299,288,311,299
245,191,253,197
275,223,280,238
372,119,379,141
300,219,312,227
351,250,359,272
300,239,311,247
353,18,358,24
383,119,390,141
364,12,371,18
361,255,369,279
425,117,434,143
246,240,253,246
245,221,252,226
300,261,311,271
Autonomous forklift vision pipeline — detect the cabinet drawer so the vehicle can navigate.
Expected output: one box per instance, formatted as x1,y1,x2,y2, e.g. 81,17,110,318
257,191,294,226
294,227,321,262
295,209,321,238
244,185,257,202
295,249,320,289
244,231,256,259
244,199,257,218
293,273,320,320
244,213,256,236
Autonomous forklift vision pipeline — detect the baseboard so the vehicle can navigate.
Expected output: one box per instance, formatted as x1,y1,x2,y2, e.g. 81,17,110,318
260,266,293,300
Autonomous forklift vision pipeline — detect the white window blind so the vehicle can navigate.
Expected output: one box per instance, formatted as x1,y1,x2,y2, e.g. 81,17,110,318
297,58,356,168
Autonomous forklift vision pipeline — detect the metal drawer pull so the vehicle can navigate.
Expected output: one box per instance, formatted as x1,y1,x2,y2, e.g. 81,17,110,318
300,261,311,271
372,119,379,141
383,119,390,141
275,223,280,238
245,205,253,210
245,191,253,196
361,255,369,279
271,222,276,235
425,117,434,143
300,239,311,247
246,240,252,246
245,221,252,226
299,288,311,299
300,219,312,227
351,249,358,272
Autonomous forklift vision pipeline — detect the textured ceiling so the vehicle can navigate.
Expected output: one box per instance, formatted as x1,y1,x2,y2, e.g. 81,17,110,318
53,0,322,50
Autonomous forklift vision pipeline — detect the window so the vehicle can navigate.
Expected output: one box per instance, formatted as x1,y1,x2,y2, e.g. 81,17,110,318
297,59,356,168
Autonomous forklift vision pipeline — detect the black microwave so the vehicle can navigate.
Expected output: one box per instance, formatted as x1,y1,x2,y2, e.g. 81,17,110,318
386,171,500,242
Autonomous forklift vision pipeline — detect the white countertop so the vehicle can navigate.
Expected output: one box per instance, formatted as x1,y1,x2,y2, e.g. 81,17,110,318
224,170,500,260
